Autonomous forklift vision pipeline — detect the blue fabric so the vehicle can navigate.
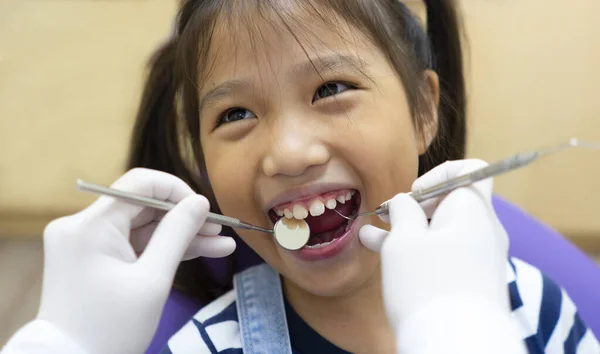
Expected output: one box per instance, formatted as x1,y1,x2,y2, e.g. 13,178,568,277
284,295,351,354
203,302,238,327
234,264,293,354
564,313,588,353
538,274,563,344
524,335,545,354
192,319,218,354
509,280,524,311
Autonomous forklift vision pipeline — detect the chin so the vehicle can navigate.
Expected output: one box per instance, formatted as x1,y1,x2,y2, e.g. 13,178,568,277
282,238,381,298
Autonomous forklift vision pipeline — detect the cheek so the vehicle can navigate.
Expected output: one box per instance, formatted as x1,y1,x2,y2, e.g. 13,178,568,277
204,142,282,267
203,142,260,220
341,95,421,207
204,143,280,257
353,128,420,205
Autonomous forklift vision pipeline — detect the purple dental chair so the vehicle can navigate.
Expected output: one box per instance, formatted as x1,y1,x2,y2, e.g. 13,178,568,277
145,196,600,353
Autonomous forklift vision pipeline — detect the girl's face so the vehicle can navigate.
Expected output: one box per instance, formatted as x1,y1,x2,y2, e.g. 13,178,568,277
198,12,435,297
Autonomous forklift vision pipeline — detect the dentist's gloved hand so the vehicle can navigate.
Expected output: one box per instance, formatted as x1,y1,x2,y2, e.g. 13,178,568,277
3,168,236,354
359,160,526,354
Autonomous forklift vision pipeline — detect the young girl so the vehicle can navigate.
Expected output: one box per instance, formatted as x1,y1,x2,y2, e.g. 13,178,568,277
126,0,598,353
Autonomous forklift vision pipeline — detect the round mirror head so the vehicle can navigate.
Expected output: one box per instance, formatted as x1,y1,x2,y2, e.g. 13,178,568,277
273,218,310,251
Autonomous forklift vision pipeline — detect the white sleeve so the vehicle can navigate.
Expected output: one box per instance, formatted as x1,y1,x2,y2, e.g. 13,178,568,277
395,298,527,354
1,320,89,354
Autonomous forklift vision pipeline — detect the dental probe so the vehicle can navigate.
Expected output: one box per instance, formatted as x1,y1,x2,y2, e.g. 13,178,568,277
76,180,309,251
357,138,596,218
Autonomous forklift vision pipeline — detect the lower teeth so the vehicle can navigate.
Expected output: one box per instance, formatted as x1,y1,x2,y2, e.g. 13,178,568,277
304,215,357,249
302,199,359,250
304,238,338,249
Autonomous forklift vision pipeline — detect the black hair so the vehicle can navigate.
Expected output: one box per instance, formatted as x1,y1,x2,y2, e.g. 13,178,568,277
127,0,466,303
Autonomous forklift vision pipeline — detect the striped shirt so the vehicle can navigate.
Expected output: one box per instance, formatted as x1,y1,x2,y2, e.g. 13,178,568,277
162,258,599,354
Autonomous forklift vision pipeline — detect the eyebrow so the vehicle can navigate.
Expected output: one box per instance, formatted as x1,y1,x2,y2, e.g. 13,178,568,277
290,53,369,78
198,54,368,112
199,79,254,112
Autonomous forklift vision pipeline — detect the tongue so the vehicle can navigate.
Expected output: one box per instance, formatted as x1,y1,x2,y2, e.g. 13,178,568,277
304,199,354,234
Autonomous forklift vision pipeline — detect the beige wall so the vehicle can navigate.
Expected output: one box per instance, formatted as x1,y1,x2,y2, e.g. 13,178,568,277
462,1,600,243
1,1,599,248
0,0,179,234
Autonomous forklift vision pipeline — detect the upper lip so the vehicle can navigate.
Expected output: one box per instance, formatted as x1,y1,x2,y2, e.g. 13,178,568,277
264,183,358,212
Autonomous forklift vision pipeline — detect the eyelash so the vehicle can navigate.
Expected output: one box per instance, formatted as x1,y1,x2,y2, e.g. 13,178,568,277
215,81,356,127
312,81,354,102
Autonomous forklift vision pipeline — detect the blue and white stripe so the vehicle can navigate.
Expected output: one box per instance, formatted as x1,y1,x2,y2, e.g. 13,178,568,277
163,258,599,354
163,290,242,354
508,258,599,353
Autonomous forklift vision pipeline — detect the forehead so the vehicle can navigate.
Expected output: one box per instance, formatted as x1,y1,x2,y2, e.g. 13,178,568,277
198,3,381,91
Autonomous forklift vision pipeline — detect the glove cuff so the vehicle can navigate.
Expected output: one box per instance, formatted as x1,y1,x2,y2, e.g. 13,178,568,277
395,297,527,354
2,319,89,354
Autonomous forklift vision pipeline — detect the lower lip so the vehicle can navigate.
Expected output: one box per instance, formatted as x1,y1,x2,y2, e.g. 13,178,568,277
292,218,359,262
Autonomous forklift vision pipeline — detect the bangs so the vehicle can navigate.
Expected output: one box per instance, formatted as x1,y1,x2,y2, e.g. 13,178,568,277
183,0,385,88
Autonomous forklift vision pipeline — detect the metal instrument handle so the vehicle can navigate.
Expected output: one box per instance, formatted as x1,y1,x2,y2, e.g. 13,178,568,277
76,180,272,234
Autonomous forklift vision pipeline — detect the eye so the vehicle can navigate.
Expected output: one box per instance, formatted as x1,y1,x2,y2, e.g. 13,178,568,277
217,107,257,126
313,82,354,102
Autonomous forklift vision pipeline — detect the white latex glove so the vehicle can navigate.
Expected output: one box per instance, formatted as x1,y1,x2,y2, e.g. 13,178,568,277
359,160,526,354
2,168,236,354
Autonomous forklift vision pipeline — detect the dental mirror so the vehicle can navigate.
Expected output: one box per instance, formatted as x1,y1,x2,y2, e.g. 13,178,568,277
273,218,310,250
76,180,312,250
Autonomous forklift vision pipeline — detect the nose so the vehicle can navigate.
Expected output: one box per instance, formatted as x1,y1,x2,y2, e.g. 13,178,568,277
262,122,330,178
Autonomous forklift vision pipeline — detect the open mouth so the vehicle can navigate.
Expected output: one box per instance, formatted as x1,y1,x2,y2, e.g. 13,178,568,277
268,189,361,249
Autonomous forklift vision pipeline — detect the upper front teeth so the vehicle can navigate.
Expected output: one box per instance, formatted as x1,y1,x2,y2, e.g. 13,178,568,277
293,204,309,219
325,199,337,209
309,200,325,216
273,190,356,220
284,208,293,218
